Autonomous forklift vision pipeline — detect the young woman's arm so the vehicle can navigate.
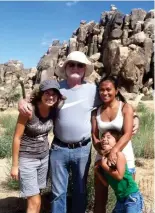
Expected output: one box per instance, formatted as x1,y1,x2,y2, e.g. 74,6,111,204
101,152,126,181
10,113,29,180
108,103,133,165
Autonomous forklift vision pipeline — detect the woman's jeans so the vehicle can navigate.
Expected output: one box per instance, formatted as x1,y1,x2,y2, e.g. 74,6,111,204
112,191,144,213
49,137,91,213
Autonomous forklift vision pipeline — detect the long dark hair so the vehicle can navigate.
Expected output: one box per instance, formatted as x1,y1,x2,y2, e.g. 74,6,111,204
98,75,126,103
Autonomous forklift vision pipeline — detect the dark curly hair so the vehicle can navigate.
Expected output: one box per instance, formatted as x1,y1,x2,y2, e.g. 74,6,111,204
30,84,61,106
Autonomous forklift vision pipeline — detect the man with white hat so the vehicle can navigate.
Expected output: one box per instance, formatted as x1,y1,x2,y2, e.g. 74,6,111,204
18,51,139,213
50,51,98,213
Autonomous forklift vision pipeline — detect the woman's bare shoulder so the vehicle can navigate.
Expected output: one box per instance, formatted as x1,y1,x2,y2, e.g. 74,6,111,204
122,102,133,113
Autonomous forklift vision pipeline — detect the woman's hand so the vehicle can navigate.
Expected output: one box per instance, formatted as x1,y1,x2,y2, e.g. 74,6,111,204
10,166,19,181
107,147,118,167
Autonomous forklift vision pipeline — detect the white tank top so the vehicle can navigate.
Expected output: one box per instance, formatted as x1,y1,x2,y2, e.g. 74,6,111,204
95,101,135,168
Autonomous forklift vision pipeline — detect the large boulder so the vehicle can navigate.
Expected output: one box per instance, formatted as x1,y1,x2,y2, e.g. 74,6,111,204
130,8,147,29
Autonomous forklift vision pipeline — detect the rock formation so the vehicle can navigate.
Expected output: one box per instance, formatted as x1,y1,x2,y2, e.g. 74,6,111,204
0,60,36,110
35,6,154,96
0,6,154,109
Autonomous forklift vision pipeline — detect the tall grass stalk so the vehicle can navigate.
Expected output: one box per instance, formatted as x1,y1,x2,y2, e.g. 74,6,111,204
132,103,154,158
0,114,17,158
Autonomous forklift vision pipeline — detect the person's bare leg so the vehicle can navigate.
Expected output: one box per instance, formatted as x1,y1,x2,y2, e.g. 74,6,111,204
94,173,108,213
27,194,41,213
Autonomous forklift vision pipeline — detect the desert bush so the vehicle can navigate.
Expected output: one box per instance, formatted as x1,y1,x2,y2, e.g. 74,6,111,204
7,178,20,190
0,114,17,158
132,103,154,159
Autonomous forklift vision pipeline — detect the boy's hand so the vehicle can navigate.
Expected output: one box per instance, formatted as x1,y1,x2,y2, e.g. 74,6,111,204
18,99,32,116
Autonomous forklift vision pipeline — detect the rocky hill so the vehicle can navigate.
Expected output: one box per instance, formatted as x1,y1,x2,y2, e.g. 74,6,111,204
0,5,154,109
0,60,37,109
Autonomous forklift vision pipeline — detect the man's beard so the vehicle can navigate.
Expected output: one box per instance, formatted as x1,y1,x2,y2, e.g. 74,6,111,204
70,73,82,80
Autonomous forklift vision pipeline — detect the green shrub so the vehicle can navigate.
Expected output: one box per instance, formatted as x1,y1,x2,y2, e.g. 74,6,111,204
0,114,17,158
7,178,20,190
132,103,154,159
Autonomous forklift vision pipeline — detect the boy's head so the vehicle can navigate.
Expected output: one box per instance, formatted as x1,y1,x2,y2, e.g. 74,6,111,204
101,129,122,149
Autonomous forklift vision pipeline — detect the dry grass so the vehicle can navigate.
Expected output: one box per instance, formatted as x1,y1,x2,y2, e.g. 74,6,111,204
136,158,154,213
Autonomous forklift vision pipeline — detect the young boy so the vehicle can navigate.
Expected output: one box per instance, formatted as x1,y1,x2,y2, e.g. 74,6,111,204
95,130,143,213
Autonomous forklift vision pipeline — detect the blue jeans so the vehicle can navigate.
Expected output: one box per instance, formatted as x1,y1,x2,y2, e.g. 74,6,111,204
128,168,136,175
112,191,144,213
49,137,92,213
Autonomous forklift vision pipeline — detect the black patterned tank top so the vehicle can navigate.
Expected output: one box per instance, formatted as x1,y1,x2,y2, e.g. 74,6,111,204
19,106,54,159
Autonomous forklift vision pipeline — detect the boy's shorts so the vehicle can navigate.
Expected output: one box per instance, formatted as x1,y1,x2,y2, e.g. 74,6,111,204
128,167,136,175
19,155,49,197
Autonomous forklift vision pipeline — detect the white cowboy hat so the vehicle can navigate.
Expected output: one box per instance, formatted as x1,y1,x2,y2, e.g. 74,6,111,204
55,51,94,79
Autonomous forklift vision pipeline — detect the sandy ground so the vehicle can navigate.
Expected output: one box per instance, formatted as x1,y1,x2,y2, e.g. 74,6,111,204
0,158,154,213
0,101,154,212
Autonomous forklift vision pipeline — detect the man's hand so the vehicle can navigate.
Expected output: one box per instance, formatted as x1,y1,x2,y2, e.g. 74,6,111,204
18,99,32,116
132,116,139,135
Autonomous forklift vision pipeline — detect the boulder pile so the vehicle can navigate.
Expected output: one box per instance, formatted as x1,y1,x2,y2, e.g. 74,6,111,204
36,6,154,96
0,5,154,109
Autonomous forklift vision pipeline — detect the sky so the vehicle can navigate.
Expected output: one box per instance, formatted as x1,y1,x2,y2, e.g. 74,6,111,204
0,1,154,69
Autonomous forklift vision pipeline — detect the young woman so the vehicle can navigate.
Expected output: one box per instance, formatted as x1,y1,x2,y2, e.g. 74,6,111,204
91,76,136,213
10,79,64,213
95,130,143,213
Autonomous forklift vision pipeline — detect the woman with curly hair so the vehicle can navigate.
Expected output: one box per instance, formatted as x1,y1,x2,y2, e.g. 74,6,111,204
11,79,64,213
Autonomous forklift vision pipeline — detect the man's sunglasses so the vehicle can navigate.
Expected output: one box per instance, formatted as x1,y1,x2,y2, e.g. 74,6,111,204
67,62,86,68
